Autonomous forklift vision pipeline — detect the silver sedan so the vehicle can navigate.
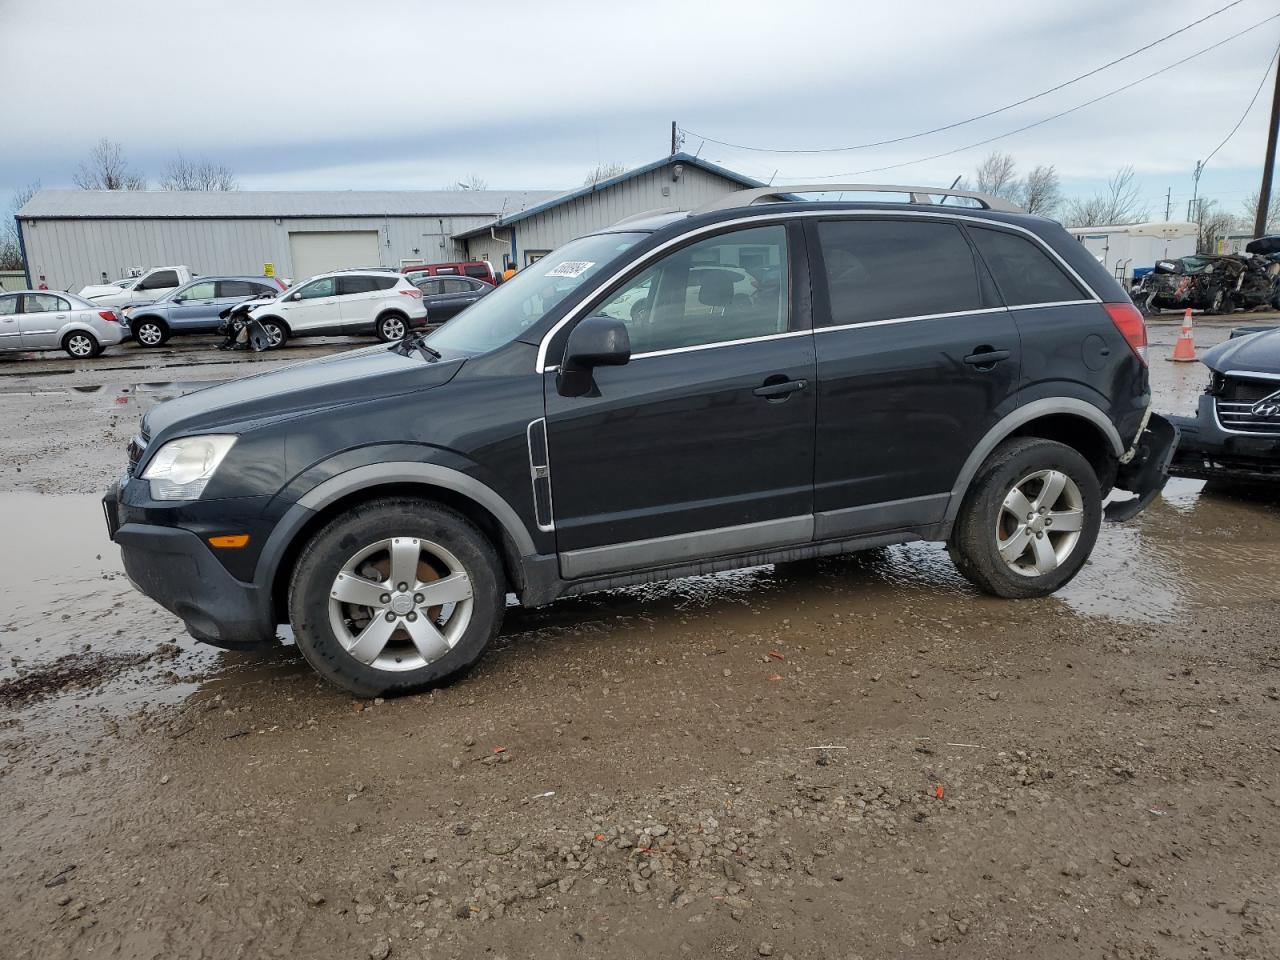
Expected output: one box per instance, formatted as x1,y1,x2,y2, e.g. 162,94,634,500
0,289,127,358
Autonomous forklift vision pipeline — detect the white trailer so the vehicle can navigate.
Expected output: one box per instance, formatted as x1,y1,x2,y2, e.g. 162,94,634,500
1067,221,1198,285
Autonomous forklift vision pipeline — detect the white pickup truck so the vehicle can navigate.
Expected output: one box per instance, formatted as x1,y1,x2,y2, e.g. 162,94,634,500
80,265,197,308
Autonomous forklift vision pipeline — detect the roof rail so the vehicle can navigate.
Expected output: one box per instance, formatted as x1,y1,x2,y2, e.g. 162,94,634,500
612,207,684,226
693,183,1023,215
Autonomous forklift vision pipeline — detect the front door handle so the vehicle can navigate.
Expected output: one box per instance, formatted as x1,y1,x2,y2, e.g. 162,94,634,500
753,377,808,400
963,347,1011,369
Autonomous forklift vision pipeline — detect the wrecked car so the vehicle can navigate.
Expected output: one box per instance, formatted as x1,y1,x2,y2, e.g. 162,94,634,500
1134,254,1280,315
1169,326,1280,485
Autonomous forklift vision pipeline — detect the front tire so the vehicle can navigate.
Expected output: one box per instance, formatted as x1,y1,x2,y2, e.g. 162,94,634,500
947,438,1102,599
63,331,101,359
287,497,504,697
258,318,287,348
134,319,167,347
376,312,408,342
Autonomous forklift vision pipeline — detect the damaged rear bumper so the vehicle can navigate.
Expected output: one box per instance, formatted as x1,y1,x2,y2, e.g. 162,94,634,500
1104,413,1180,522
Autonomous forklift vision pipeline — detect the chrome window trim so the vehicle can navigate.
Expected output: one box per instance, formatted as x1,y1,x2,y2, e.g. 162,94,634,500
816,306,1007,335
1008,299,1099,311
535,209,1102,372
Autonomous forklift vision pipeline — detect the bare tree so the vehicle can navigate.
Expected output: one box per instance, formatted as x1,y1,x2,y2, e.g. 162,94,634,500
973,151,1020,200
0,181,39,271
445,174,489,191
1064,166,1150,227
73,138,146,191
1193,199,1239,254
1241,190,1280,235
583,162,627,186
160,152,237,191
1021,164,1061,217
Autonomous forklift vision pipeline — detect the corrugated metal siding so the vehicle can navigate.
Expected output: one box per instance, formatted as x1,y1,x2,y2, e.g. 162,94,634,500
0,270,25,291
463,230,514,269
20,214,495,290
510,166,745,262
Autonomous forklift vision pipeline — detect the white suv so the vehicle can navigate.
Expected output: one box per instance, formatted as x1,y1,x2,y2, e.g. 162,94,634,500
247,270,426,346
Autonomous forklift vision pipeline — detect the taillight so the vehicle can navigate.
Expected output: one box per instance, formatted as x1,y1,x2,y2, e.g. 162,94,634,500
98,311,119,322
1104,302,1147,365
399,289,422,299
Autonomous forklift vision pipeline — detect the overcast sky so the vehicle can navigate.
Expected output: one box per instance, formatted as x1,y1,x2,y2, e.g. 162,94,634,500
2,0,1278,223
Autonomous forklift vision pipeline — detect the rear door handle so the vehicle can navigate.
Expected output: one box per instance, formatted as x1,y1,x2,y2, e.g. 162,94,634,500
963,348,1011,368
753,377,808,399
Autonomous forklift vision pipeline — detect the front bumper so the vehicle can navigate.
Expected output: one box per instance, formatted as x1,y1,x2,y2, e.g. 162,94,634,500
103,481,279,648
1168,394,1280,484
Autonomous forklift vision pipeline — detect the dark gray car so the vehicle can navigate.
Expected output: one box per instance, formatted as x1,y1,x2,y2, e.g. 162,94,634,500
413,276,491,325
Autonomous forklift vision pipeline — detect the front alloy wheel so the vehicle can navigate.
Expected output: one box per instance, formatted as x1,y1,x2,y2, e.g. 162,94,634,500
329,537,473,671
136,321,164,347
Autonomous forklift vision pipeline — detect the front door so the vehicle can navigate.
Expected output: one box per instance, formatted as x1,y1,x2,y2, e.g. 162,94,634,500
543,222,817,579
807,216,1020,539
17,292,71,350
0,293,21,350
166,280,219,331
279,276,342,334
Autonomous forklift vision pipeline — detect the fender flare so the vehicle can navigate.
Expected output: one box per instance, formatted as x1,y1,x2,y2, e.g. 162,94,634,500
941,398,1124,531
294,461,535,556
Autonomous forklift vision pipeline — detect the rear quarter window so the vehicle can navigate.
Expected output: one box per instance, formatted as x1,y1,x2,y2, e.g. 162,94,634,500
968,227,1087,306
817,219,983,325
373,276,400,291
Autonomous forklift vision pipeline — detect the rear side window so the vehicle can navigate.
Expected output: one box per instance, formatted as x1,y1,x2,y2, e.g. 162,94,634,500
968,227,1085,306
219,280,260,298
817,220,982,326
337,275,380,295
441,279,472,293
463,264,489,279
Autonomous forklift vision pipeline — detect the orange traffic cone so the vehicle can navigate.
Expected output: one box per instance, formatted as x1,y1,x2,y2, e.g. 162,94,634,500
1169,308,1197,362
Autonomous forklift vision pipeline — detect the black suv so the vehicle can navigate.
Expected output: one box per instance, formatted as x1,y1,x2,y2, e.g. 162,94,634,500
104,185,1176,697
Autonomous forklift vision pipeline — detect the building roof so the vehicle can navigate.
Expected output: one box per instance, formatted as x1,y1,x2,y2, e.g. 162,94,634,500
17,188,563,220
452,153,768,239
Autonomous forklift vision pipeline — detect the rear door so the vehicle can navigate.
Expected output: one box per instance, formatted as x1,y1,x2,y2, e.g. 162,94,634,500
431,278,484,321
337,275,384,332
17,292,71,349
0,293,20,350
543,222,817,578
807,216,1019,539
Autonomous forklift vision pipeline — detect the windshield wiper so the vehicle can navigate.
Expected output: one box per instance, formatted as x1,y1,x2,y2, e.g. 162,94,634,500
392,331,441,361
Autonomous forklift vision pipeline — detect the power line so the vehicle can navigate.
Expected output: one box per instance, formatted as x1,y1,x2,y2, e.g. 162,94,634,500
1202,39,1280,165
680,0,1248,155
770,14,1280,182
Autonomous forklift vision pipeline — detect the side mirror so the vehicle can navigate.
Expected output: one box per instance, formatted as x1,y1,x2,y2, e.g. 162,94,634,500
289,292,302,301
558,315,630,397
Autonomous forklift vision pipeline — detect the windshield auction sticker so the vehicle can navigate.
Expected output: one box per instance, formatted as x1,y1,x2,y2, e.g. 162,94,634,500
544,261,595,278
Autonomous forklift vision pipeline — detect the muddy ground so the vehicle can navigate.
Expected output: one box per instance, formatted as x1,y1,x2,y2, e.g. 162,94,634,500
1,320,1278,960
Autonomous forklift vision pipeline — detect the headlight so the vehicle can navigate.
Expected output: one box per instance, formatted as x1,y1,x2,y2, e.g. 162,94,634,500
141,435,238,500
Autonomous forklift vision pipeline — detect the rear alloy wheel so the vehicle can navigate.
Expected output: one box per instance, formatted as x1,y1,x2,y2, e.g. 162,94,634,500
63,331,100,359
288,498,504,697
948,437,1101,599
135,320,166,347
377,313,407,342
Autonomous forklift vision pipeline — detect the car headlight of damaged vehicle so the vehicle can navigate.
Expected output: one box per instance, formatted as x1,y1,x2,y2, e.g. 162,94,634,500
141,435,238,500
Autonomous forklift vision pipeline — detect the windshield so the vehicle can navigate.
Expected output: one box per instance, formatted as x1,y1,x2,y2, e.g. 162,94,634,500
426,233,645,354
1180,256,1215,274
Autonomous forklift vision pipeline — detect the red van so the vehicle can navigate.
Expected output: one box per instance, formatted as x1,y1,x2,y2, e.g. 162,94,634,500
401,261,498,286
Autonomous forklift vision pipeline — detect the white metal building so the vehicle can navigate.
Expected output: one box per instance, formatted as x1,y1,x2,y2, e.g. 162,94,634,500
457,153,767,268
15,188,560,290
1066,221,1198,283
13,154,766,290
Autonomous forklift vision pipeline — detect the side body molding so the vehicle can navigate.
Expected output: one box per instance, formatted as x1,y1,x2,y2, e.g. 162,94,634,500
295,462,537,557
942,398,1125,531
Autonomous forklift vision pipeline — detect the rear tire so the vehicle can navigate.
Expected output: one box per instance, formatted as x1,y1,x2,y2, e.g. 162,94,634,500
376,312,408,342
287,497,504,697
947,438,1102,599
63,331,101,359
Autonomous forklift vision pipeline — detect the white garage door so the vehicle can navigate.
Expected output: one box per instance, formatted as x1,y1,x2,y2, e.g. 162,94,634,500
288,231,381,280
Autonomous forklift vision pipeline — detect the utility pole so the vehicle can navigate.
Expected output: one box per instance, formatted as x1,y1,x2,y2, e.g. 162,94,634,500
671,121,678,156
1252,57,1280,238
1165,187,1171,221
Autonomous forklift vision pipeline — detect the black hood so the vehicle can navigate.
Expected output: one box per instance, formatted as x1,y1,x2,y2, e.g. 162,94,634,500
142,345,464,439
1200,326,1280,375
1245,235,1280,256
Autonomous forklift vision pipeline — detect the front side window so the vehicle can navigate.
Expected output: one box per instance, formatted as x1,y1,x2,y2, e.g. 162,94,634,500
426,232,644,355
968,227,1085,306
817,219,981,326
297,277,337,299
23,293,68,313
0,294,18,315
590,224,789,355
179,281,217,300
